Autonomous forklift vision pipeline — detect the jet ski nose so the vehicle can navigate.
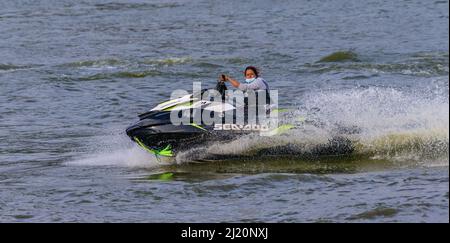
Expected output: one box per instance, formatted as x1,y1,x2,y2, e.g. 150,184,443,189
126,124,147,139
125,125,136,138
126,120,160,141
126,124,142,140
126,118,162,137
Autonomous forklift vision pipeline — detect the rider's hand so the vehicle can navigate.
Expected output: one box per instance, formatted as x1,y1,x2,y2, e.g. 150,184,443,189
219,74,228,82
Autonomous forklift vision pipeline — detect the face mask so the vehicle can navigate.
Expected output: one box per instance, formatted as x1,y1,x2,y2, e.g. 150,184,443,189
245,77,256,83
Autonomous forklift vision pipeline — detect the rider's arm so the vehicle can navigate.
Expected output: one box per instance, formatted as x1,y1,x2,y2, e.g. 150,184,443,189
225,76,241,88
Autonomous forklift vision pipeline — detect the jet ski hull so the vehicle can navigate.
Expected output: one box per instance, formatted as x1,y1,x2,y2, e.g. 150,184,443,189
126,122,209,155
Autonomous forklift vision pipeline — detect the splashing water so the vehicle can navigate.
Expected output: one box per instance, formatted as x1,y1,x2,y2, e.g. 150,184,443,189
65,131,164,168
297,85,448,162
177,84,449,164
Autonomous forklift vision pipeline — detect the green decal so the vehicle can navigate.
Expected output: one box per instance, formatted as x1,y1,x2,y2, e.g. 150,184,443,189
190,123,207,131
272,124,295,135
157,144,174,157
162,101,193,111
134,137,174,157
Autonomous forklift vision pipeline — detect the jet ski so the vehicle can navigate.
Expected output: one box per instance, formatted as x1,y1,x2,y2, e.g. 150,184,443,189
126,81,358,159
126,81,359,158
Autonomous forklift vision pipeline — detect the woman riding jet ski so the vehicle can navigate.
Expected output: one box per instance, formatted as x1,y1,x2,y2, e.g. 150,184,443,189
220,66,272,111
125,66,287,158
221,66,269,93
125,66,356,159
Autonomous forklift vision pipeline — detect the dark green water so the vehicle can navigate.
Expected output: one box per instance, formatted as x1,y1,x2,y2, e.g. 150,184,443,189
0,0,448,222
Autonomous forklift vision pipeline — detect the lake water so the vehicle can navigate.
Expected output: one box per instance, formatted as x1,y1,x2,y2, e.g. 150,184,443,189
0,0,448,222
